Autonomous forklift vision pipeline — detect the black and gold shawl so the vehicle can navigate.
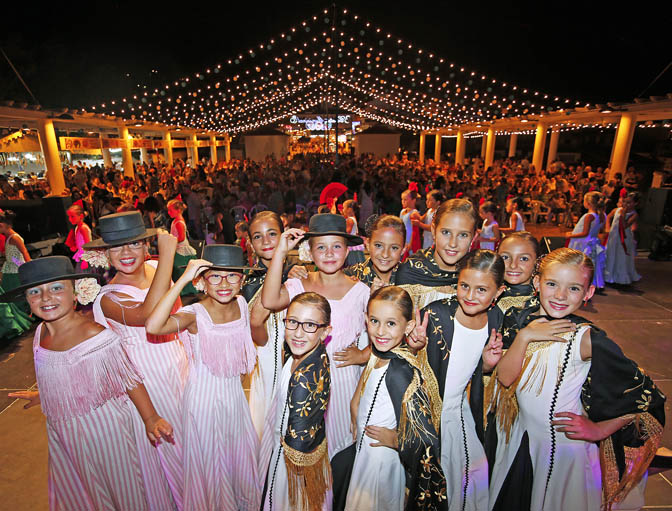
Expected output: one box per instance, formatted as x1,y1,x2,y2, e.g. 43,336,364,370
360,344,447,510
422,296,504,443
396,248,458,287
344,257,398,287
496,282,537,315
241,260,295,303
395,248,459,310
281,342,332,511
494,301,666,509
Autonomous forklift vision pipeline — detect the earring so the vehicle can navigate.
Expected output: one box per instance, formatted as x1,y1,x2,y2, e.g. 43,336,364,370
489,298,497,310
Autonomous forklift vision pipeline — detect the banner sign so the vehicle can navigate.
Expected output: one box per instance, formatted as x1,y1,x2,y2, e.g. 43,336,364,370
101,138,129,149
171,139,186,148
130,139,154,149
289,115,351,131
59,137,103,151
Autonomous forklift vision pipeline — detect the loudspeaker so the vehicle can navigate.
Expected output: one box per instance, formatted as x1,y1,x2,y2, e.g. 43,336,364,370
639,188,672,249
0,196,72,243
540,236,566,254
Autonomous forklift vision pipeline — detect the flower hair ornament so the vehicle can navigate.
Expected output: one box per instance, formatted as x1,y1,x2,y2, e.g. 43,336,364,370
298,240,313,262
74,278,102,305
81,249,110,269
193,278,206,292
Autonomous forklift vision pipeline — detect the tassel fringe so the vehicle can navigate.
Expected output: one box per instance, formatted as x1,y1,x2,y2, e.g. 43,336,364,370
600,412,663,510
36,330,143,422
282,439,332,511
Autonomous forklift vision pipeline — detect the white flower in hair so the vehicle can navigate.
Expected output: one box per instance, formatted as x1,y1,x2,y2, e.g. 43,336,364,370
194,279,206,292
81,249,110,269
75,278,102,305
298,240,313,262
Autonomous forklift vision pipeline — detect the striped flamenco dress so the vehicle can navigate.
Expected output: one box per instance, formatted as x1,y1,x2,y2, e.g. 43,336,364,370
179,296,260,511
33,324,149,511
93,278,188,510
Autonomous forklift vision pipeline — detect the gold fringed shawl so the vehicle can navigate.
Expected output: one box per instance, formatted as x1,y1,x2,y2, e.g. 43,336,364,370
584,325,666,510
282,438,331,511
364,344,448,510
600,412,663,510
282,342,332,511
399,283,456,311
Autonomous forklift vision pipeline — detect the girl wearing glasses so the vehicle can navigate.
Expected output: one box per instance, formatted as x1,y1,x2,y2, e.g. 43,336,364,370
258,292,332,511
146,245,261,511
262,214,370,461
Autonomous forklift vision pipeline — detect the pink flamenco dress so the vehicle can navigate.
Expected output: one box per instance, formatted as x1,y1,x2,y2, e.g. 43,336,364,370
284,278,370,459
33,324,149,511
178,296,261,511
93,261,189,511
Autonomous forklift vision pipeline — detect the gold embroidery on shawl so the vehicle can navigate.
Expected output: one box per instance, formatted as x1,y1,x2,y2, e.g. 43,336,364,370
399,283,456,310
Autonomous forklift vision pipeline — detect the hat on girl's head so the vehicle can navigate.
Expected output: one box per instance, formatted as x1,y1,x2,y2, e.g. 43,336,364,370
0,256,103,302
200,244,261,272
83,211,157,249
301,213,363,246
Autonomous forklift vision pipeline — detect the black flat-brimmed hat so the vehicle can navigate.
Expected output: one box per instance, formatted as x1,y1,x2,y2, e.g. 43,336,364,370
302,213,363,246
198,244,261,272
0,256,104,302
83,211,158,249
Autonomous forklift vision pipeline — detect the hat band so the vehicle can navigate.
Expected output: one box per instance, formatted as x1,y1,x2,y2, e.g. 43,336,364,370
100,224,147,242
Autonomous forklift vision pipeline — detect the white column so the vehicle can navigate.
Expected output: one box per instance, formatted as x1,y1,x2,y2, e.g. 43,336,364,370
609,113,637,180
531,122,548,172
163,132,174,166
140,147,150,165
36,119,65,195
508,133,518,158
484,128,496,169
547,129,559,168
225,134,231,162
419,133,426,164
455,130,465,165
191,134,199,166
210,135,217,164
434,133,442,163
480,134,487,158
117,125,134,178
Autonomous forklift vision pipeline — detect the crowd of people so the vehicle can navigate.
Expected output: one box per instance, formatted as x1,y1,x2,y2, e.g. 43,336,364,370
0,151,665,511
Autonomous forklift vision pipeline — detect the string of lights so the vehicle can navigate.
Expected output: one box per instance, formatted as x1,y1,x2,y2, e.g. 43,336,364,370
91,7,594,134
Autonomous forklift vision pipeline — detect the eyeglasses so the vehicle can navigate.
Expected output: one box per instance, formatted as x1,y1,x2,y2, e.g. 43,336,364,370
283,318,328,333
203,273,243,285
109,241,145,253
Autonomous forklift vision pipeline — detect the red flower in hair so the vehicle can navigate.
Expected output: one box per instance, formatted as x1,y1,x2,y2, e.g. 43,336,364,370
73,199,84,208
456,192,464,198
408,182,419,192
619,188,627,198
479,197,486,205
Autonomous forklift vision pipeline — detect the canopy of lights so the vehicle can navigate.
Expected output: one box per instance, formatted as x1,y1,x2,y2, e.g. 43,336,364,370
90,7,588,135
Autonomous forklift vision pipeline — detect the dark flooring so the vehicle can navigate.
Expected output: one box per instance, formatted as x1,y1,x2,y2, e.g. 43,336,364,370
1,251,671,509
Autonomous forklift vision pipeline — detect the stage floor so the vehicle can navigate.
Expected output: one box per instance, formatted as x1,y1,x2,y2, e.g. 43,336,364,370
1,251,671,510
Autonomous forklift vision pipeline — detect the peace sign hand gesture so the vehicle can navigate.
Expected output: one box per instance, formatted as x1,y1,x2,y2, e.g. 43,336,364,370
482,328,504,372
406,309,429,352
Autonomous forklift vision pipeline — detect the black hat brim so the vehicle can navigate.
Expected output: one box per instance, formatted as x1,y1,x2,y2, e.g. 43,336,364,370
178,264,264,273
82,228,158,249
301,231,364,246
0,273,105,302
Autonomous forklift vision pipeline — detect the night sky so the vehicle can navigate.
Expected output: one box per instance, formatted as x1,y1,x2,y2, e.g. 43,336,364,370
1,0,671,114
